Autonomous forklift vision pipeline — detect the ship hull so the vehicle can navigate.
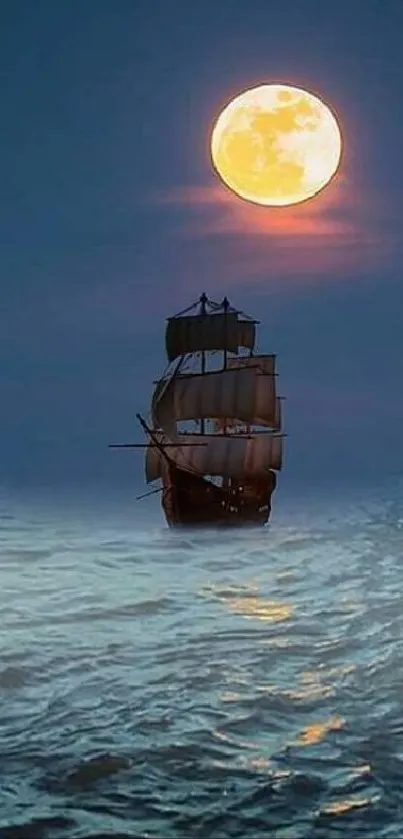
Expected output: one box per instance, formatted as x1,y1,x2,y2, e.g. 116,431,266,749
160,465,277,528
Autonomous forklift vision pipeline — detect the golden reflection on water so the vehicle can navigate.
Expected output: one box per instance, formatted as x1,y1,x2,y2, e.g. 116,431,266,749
321,795,378,815
276,662,357,702
199,582,292,624
226,596,292,623
295,715,345,746
201,582,358,780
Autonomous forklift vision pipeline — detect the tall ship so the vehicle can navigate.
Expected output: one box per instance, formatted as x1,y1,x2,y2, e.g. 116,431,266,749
112,294,284,527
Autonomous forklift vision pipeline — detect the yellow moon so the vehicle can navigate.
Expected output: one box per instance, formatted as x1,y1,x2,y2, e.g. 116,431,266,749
210,84,342,207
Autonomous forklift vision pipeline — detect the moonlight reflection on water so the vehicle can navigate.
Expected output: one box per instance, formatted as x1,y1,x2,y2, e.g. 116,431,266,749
0,485,402,838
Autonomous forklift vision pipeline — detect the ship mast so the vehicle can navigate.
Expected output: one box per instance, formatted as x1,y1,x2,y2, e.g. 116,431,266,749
199,292,207,435
222,296,229,489
222,296,229,435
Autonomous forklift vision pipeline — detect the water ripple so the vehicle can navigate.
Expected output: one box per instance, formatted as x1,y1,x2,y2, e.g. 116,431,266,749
0,488,403,836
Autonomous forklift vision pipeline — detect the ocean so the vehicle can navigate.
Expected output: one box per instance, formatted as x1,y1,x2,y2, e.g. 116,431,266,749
1,479,403,838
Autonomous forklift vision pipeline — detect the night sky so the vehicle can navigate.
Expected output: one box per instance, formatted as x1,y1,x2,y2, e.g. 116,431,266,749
2,0,403,493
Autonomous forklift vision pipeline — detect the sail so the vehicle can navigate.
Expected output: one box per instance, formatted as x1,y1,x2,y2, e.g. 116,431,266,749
145,440,171,484
210,355,280,431
152,366,277,432
244,433,283,474
151,374,177,436
145,432,283,483
214,395,282,432
274,395,282,430
165,312,255,362
237,321,256,353
228,353,276,375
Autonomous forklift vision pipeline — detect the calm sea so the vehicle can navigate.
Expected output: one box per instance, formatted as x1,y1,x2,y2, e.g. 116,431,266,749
1,479,403,838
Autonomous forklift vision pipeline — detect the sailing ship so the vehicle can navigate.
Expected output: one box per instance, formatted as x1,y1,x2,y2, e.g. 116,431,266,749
111,294,284,527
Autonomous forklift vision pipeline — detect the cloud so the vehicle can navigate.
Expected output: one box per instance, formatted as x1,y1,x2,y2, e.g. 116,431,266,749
153,174,395,286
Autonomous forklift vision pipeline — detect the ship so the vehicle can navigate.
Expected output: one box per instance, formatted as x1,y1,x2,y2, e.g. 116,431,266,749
111,293,284,527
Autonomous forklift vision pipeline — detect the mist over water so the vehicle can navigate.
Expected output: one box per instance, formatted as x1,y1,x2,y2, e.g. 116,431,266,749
1,480,403,838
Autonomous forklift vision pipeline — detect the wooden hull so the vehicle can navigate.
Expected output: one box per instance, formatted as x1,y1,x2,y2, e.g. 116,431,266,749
161,466,277,528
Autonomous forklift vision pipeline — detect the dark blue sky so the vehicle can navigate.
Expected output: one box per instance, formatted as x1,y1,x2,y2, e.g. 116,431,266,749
1,0,403,491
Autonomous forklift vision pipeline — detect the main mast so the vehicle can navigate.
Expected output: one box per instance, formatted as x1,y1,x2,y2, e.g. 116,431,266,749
222,296,229,372
199,292,207,435
222,296,229,437
222,296,229,489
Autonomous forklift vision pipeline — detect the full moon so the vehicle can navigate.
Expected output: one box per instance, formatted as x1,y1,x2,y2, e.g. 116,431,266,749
210,84,342,207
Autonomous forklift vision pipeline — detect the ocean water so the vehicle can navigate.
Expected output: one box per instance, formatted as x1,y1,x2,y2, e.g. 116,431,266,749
1,481,403,838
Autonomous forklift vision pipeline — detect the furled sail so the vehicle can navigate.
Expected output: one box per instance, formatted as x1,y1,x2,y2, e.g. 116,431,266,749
145,432,283,483
165,312,255,362
152,366,277,432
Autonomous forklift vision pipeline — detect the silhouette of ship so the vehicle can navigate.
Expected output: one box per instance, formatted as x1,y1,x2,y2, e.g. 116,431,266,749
111,294,284,527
